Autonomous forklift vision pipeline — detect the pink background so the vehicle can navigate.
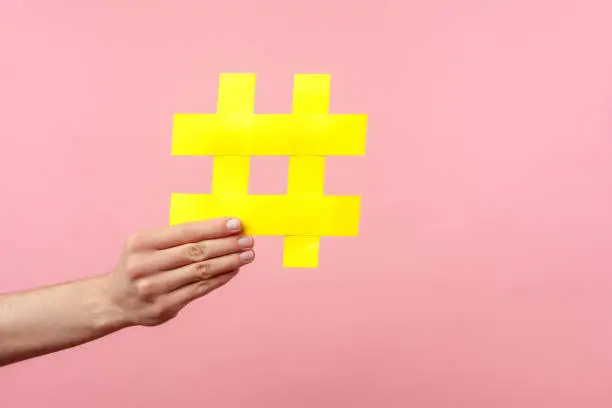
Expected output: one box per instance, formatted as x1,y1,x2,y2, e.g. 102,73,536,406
1,1,612,407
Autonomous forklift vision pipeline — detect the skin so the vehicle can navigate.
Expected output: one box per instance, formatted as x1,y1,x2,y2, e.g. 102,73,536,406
0,217,254,367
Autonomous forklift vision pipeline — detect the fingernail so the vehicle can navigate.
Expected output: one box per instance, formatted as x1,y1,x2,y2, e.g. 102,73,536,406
238,236,253,248
226,218,241,231
240,250,254,263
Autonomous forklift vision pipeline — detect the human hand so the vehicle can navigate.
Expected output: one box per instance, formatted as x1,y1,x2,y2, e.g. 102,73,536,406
102,217,254,327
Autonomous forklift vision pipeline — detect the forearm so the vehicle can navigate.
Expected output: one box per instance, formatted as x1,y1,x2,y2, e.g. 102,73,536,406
0,275,129,367
0,218,252,367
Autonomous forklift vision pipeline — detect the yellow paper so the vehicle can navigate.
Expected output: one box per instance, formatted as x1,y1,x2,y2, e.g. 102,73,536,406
283,236,320,268
285,156,325,266
217,73,256,113
169,193,360,236
280,75,331,266
292,74,330,113
170,73,365,268
172,114,367,156
284,156,325,267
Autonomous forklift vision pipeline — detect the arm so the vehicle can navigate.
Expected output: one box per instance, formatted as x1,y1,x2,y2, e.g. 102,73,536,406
0,276,125,366
0,217,255,367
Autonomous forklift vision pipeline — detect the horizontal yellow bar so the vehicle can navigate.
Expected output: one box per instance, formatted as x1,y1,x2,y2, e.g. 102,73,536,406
283,236,320,268
172,113,367,156
169,193,360,236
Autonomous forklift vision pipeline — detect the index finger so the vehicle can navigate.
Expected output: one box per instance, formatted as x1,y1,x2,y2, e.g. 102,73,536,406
129,217,242,250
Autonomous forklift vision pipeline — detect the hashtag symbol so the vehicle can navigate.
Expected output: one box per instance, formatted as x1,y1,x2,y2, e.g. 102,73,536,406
169,73,367,268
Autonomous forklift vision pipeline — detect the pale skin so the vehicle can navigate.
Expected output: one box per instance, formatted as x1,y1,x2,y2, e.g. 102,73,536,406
0,217,254,367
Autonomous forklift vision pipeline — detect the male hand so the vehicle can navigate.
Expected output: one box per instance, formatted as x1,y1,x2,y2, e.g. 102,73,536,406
103,217,254,327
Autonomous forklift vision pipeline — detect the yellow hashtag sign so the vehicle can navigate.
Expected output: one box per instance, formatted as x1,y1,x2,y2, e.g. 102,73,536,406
169,73,367,268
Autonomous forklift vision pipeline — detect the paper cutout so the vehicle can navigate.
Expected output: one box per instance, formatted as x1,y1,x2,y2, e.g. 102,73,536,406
292,73,330,113
284,157,325,266
282,74,330,267
283,236,320,268
211,74,253,195
169,193,360,236
217,73,256,113
170,73,366,268
172,114,367,156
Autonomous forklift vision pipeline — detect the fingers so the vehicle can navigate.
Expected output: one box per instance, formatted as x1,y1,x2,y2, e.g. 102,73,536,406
128,218,243,250
164,269,240,310
133,235,254,275
135,250,254,298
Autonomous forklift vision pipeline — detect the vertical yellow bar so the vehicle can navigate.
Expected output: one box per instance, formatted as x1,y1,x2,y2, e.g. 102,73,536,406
284,74,331,267
292,74,330,113
217,73,256,113
212,74,255,195
283,236,320,268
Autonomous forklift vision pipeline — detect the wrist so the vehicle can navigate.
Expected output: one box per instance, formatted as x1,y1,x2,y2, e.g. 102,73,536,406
86,275,133,334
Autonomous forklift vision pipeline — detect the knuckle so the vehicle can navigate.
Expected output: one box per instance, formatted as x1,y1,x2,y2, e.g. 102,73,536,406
135,279,156,299
195,281,212,295
175,225,191,243
125,233,143,252
124,255,143,278
147,304,167,321
199,242,211,259
184,243,205,261
194,261,213,279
